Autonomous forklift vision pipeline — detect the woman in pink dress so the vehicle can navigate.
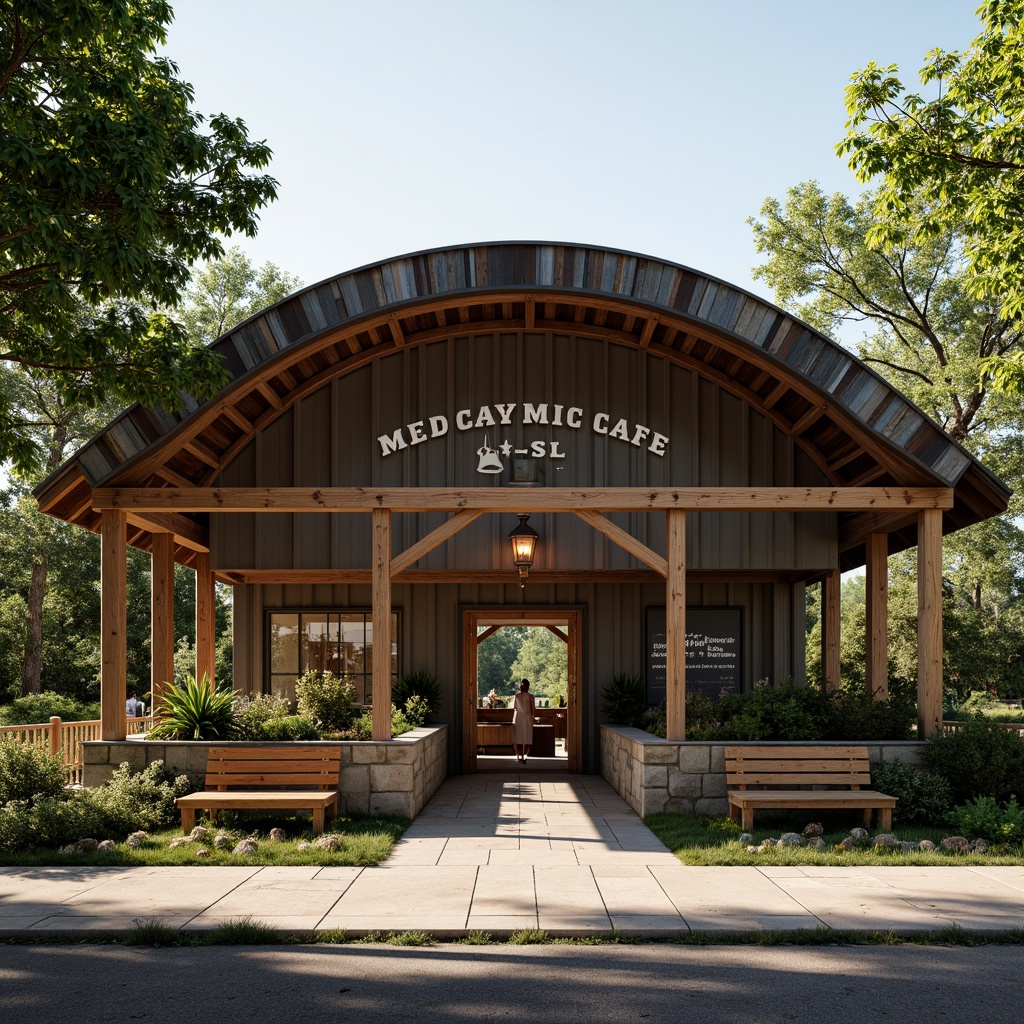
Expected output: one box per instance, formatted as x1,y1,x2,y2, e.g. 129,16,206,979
512,678,536,763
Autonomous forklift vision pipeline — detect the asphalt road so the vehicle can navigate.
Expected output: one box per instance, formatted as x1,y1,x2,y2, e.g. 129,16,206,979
0,944,1019,1023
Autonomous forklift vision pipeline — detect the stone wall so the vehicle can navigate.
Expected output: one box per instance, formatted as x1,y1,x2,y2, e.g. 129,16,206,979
83,724,448,820
600,725,923,818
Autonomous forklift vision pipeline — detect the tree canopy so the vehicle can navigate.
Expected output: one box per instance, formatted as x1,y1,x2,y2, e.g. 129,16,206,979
839,0,1024,322
0,0,278,472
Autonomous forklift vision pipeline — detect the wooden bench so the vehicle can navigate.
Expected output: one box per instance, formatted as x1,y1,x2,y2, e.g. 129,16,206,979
725,745,897,831
176,745,341,834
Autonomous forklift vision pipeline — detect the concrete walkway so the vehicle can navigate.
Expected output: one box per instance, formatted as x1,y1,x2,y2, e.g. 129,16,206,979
2,773,1024,937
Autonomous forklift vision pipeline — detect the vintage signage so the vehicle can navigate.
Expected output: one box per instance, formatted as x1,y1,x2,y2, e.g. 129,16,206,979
377,402,669,473
645,607,742,704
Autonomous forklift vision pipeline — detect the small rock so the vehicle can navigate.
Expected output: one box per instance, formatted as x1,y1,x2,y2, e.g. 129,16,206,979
738,833,753,845
213,833,233,850
838,836,857,850
918,839,936,853
126,831,148,849
59,844,78,855
233,838,258,856
313,833,344,852
760,836,778,847
195,847,211,859
296,841,312,852
898,841,918,852
268,828,286,842
872,833,899,848
806,837,827,850
169,836,193,848
779,832,806,847
848,827,869,840
97,840,116,853
189,826,211,843
746,845,759,854
941,835,969,853
803,823,824,837
970,838,990,854
76,838,99,851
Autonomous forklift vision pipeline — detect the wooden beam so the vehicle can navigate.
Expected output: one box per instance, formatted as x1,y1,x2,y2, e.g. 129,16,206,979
546,625,569,643
195,551,216,686
151,532,175,714
524,294,535,330
372,508,392,741
822,569,841,691
125,511,209,552
917,508,943,739
100,510,128,742
92,486,956,514
475,624,502,645
790,405,827,435
865,533,889,700
573,510,668,576
666,510,686,741
390,510,482,576
839,510,919,550
638,313,659,347
387,314,405,347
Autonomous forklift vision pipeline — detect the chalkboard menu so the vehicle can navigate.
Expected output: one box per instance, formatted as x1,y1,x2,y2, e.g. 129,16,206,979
645,607,742,704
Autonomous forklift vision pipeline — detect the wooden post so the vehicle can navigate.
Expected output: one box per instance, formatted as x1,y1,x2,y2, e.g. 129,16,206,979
100,509,128,741
195,551,216,687
865,533,889,700
821,569,841,691
372,508,393,741
918,508,943,738
666,510,686,741
49,716,61,757
151,533,175,711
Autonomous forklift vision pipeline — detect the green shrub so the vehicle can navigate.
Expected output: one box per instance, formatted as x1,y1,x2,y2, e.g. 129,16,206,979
716,682,826,740
821,688,915,741
233,692,292,740
0,692,100,725
0,740,68,804
947,795,1024,843
870,758,953,826
921,719,1024,804
393,671,441,719
401,695,429,728
256,715,320,741
0,793,105,851
600,673,646,727
295,670,357,733
149,675,236,740
86,760,195,834
352,704,415,740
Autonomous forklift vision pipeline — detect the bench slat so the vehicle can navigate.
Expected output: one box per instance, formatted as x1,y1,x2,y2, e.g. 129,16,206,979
205,773,339,787
206,745,337,761
725,759,868,773
727,772,873,786
725,745,869,760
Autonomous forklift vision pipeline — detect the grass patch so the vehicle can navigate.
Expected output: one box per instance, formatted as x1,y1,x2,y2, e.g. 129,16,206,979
0,813,410,868
356,930,435,946
508,929,549,945
644,812,1024,866
456,930,493,944
124,918,187,947
198,917,284,945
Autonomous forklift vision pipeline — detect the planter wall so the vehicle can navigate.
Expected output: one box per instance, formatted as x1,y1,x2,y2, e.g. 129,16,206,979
83,724,448,820
600,725,923,818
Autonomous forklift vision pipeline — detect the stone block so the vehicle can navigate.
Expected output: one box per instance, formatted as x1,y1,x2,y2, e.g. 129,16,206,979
664,797,695,814
341,793,370,815
369,763,414,792
643,765,668,788
83,764,115,788
642,790,668,815
339,746,353,765
82,743,109,765
113,744,146,770
667,769,701,799
185,745,211,774
339,765,370,793
642,742,678,765
385,743,417,764
351,744,387,764
709,745,726,774
161,748,192,776
695,797,729,817
677,744,711,773
370,791,413,817
701,773,728,798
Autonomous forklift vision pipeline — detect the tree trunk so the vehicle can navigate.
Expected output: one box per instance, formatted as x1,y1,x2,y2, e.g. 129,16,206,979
20,544,48,695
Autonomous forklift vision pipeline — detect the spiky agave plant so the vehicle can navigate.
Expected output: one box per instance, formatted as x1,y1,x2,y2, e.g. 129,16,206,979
148,675,237,740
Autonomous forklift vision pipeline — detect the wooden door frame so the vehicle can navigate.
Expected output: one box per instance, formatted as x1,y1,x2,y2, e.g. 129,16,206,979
462,608,583,773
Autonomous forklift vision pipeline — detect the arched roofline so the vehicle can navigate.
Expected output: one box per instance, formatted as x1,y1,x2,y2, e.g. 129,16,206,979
35,242,1011,568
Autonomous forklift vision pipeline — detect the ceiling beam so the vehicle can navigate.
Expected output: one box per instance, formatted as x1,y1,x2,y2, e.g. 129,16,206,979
573,509,668,576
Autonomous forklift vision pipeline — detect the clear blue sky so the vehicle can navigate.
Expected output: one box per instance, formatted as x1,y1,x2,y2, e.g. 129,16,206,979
165,0,982,303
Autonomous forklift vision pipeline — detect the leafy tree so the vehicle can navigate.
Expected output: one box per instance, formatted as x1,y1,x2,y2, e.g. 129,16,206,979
839,0,1024,325
510,627,568,705
0,0,278,473
181,247,302,345
477,626,527,701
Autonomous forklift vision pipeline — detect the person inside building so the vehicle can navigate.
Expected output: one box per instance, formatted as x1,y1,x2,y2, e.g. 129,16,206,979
512,678,536,763
126,691,140,718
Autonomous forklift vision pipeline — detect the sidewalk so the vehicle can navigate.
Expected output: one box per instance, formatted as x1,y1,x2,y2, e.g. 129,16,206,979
2,773,1023,938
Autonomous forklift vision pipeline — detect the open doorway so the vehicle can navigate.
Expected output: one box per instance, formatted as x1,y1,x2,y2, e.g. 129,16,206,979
462,609,582,772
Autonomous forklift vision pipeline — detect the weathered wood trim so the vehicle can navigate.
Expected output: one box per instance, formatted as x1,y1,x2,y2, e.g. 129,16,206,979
865,533,889,700
390,510,482,576
93,485,956,514
917,508,943,739
666,509,686,741
372,508,392,741
822,568,841,691
100,510,127,742
195,552,216,686
124,511,209,552
573,510,668,576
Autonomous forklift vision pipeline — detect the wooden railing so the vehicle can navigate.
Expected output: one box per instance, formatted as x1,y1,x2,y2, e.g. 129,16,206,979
0,716,154,785
941,719,1024,737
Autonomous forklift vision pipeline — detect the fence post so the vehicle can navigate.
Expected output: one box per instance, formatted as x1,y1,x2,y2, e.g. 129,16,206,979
49,716,62,759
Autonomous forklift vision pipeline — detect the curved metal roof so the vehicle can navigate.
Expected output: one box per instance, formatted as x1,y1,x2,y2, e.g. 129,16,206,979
35,241,1011,570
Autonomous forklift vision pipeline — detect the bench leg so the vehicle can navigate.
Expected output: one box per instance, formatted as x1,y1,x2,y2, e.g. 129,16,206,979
313,807,326,834
180,806,196,834
742,807,753,832
729,801,740,824
878,808,892,832
861,807,872,828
